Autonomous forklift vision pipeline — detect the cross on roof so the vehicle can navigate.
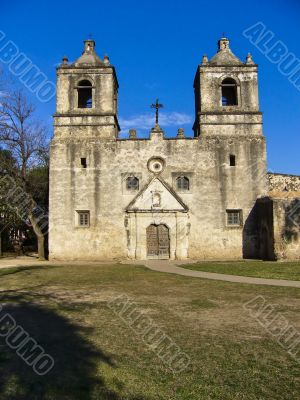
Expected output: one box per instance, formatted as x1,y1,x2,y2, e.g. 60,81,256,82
151,98,163,125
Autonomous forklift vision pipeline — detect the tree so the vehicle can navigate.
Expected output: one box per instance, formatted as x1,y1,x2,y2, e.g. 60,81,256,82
0,147,19,256
0,90,49,259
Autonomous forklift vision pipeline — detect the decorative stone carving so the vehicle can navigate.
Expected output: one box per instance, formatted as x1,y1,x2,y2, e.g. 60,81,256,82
218,37,230,50
62,56,69,66
150,124,164,140
147,157,165,173
129,129,137,139
246,53,255,65
152,192,161,208
177,128,185,139
202,54,208,65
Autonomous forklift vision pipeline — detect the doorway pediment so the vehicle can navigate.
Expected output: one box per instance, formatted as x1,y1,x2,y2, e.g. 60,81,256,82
126,177,188,212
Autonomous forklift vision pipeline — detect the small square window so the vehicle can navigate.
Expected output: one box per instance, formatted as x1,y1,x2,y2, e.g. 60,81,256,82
226,210,242,226
176,176,190,191
126,176,139,191
77,211,90,227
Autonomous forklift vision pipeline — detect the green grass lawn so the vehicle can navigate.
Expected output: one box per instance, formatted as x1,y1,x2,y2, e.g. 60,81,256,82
0,263,299,399
180,261,300,281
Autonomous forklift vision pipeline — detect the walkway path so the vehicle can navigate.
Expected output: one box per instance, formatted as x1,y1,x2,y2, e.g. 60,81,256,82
0,256,299,288
140,260,300,288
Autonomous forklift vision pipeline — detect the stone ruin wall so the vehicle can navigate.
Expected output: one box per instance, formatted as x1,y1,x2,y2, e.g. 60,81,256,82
268,173,300,193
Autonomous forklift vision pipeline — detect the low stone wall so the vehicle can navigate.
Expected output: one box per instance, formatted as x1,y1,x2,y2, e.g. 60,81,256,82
268,173,300,192
273,197,300,260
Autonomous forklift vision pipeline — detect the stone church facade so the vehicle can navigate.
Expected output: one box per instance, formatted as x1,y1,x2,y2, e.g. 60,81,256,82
49,37,300,261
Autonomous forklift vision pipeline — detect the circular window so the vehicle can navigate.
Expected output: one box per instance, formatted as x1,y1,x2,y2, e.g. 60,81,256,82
147,157,165,173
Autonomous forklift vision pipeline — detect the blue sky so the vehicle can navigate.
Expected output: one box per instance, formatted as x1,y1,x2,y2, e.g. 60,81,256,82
1,0,300,174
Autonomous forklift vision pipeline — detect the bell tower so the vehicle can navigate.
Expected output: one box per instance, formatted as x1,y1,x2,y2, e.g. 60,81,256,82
54,39,120,139
193,37,262,137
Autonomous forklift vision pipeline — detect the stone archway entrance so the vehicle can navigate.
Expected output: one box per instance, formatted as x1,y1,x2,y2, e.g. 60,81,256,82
146,224,170,259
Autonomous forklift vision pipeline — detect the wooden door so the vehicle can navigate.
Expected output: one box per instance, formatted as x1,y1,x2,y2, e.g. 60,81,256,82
158,224,170,258
146,224,159,257
146,224,170,258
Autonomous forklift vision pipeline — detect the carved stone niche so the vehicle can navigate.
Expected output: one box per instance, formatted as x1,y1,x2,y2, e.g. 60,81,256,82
152,192,161,208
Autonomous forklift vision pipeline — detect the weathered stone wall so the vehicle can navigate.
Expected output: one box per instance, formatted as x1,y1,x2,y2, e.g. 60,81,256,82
257,197,300,260
268,173,300,192
273,198,300,260
49,130,266,260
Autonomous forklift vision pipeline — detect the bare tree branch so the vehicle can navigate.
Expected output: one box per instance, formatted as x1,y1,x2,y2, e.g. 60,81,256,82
0,89,49,259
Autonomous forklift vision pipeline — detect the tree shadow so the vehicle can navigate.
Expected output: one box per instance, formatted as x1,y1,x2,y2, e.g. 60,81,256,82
0,265,60,278
0,291,148,400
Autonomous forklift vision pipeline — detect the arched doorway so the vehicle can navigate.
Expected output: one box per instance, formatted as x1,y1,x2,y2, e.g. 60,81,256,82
146,224,170,259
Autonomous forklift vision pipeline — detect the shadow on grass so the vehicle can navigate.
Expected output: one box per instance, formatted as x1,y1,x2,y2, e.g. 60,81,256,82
0,265,60,278
0,292,147,400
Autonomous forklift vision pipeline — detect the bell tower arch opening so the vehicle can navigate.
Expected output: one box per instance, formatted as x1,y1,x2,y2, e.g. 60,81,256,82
221,78,238,106
77,79,93,108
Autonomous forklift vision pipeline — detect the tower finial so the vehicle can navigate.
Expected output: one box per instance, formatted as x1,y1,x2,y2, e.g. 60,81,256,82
83,37,95,53
246,52,254,64
61,56,69,66
103,54,110,65
202,54,208,65
218,36,230,51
